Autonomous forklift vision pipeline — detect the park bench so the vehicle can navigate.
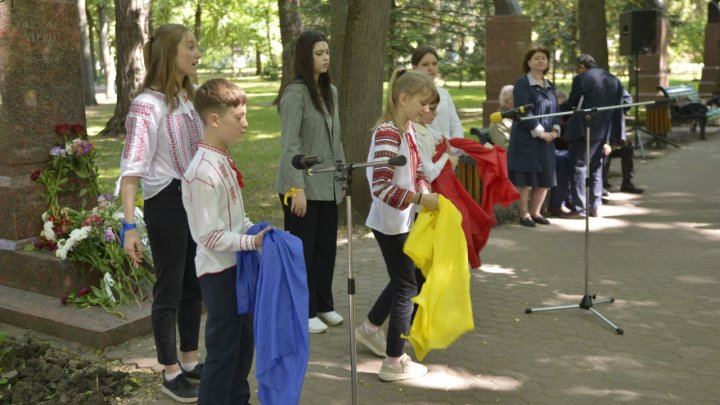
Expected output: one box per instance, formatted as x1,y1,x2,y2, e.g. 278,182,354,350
657,84,720,140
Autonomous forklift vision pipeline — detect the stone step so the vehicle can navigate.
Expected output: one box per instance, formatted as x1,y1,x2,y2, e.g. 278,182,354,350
0,284,151,348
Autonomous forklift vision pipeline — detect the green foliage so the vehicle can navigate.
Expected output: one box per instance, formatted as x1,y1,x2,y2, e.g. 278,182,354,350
388,0,491,82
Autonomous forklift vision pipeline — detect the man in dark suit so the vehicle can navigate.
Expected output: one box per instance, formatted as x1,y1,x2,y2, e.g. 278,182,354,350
560,54,625,218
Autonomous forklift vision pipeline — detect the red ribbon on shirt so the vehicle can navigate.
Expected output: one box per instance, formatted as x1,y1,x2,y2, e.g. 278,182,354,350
228,156,245,188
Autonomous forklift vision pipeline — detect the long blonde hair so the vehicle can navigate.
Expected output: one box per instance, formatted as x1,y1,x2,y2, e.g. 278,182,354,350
142,24,195,111
374,68,436,130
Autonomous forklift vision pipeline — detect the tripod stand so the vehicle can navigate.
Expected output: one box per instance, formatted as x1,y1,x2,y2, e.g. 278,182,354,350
520,99,665,334
631,53,679,157
307,155,406,405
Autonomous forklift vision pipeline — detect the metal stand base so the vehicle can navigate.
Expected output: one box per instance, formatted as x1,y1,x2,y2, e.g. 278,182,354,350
525,294,623,334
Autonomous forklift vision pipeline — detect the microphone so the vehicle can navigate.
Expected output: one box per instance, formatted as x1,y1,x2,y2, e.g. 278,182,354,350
654,98,672,105
490,103,535,123
292,154,324,169
388,155,407,166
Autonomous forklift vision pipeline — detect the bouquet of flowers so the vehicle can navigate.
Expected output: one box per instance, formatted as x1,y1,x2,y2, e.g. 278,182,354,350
31,124,100,216
29,125,154,317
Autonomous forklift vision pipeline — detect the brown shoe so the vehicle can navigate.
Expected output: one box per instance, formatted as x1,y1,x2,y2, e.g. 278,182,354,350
589,209,599,218
548,207,570,217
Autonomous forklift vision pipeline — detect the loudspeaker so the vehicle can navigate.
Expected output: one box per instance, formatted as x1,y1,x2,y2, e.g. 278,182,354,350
619,9,659,56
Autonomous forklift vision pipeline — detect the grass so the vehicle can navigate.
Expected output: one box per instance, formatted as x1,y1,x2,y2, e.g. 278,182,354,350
87,72,701,222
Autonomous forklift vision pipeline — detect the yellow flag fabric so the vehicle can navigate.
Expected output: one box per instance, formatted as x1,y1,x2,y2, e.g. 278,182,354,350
403,195,474,361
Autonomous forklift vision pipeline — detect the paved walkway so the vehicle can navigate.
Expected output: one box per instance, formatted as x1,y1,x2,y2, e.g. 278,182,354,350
10,133,720,404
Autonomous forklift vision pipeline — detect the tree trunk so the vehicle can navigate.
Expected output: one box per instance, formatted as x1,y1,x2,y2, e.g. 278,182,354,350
338,0,393,219
265,6,277,68
578,0,609,70
99,0,150,137
98,2,116,99
194,0,203,43
277,0,302,85
78,0,98,106
86,6,98,89
256,45,262,76
329,0,348,82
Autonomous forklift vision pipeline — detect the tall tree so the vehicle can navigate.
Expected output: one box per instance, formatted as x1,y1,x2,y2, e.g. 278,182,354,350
194,0,203,42
278,0,303,85
329,0,348,82
338,0,393,218
98,1,116,99
578,0,609,70
78,0,98,106
99,0,150,137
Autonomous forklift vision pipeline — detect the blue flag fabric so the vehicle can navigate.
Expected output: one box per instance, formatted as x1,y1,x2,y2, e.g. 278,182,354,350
236,223,309,405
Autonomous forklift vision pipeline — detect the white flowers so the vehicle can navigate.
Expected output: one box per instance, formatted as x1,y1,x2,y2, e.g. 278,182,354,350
55,226,92,260
41,220,56,242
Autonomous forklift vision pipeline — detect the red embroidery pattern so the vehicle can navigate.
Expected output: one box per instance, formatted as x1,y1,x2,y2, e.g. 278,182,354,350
165,107,203,176
122,101,155,161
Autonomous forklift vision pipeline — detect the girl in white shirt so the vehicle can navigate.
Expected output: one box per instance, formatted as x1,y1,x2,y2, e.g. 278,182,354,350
356,68,439,382
119,24,203,403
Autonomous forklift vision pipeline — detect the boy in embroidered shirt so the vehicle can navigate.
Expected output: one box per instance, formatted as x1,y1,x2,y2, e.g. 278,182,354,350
182,78,270,405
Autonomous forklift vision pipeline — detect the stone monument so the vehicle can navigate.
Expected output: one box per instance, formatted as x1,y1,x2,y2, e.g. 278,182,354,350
699,0,720,98
483,0,531,127
0,0,150,348
0,0,86,248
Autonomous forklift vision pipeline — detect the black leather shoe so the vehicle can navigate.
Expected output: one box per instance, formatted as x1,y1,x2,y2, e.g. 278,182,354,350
519,216,536,227
620,182,644,194
531,215,551,225
602,189,609,197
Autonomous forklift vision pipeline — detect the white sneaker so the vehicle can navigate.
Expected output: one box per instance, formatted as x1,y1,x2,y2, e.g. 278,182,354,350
309,317,328,334
355,326,387,358
378,353,428,382
317,311,344,326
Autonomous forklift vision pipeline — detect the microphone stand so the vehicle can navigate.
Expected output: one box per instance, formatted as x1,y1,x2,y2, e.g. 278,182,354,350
516,100,665,335
306,157,405,405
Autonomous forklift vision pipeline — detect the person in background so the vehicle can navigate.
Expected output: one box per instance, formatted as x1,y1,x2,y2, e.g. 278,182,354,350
603,89,644,194
506,47,560,227
488,84,514,149
275,31,346,334
559,54,625,218
548,89,573,217
119,24,204,402
411,45,464,168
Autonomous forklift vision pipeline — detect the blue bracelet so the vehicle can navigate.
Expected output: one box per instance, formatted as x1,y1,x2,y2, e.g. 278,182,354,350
120,220,136,249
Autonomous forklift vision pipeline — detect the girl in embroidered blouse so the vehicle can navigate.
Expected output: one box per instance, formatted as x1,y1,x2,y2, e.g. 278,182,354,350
356,68,439,382
119,24,204,402
275,31,346,335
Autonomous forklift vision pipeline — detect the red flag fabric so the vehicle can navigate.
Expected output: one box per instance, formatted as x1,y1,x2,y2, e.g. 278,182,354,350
431,139,519,268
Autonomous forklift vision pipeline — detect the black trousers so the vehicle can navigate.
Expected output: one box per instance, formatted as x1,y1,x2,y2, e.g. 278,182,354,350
367,230,417,358
602,143,635,186
280,196,338,318
568,138,605,215
144,179,203,365
198,267,254,405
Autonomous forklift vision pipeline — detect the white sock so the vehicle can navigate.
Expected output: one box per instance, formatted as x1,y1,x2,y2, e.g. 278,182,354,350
180,360,198,372
164,368,182,381
362,320,379,334
384,355,402,366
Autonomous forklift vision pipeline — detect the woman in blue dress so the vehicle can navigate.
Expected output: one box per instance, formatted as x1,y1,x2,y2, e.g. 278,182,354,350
507,47,561,227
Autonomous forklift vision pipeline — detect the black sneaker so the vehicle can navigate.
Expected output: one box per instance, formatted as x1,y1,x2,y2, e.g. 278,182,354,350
162,372,199,403
181,362,203,383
